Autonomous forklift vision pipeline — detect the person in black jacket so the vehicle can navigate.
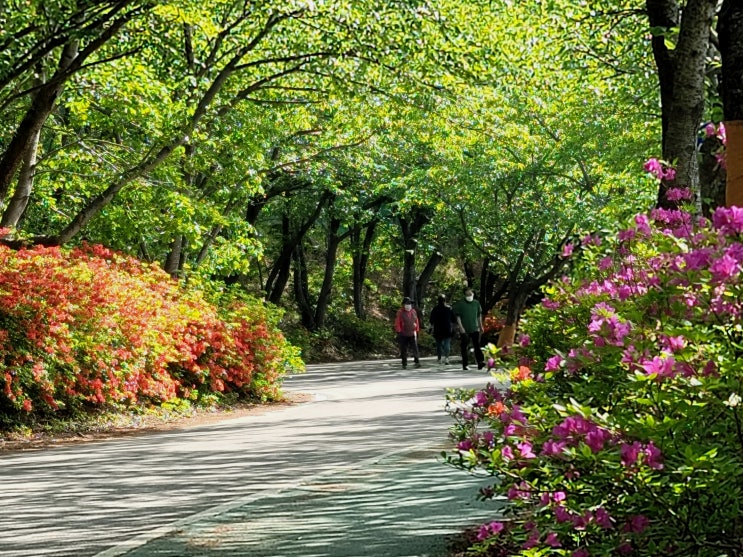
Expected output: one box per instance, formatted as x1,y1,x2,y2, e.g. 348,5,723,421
429,294,456,365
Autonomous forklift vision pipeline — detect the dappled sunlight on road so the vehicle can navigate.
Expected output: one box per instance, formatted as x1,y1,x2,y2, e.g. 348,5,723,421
1,358,498,557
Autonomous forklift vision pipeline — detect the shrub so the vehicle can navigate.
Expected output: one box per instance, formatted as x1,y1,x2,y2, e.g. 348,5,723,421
445,202,743,556
0,243,303,422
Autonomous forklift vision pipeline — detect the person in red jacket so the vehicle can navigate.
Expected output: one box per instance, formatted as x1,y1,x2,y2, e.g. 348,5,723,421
394,296,421,369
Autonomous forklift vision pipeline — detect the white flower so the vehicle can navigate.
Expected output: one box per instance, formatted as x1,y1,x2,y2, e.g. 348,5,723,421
725,393,742,408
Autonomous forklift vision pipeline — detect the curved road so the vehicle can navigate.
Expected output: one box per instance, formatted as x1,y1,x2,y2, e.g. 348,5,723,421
0,358,504,557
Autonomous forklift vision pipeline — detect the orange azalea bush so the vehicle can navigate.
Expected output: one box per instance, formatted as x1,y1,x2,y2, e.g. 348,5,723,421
0,243,302,419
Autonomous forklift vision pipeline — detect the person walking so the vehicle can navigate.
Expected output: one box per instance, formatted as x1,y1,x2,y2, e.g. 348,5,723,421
429,294,455,365
452,288,485,371
394,296,421,369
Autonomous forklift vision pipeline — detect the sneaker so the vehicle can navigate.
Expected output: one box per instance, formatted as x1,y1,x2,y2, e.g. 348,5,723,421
478,363,486,370
463,366,470,371
444,358,449,365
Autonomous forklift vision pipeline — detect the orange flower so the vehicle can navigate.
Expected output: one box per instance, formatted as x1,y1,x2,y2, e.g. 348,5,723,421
487,401,506,417
512,365,531,382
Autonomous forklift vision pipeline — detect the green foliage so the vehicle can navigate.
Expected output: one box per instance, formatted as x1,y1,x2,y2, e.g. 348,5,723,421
284,313,397,364
445,203,743,556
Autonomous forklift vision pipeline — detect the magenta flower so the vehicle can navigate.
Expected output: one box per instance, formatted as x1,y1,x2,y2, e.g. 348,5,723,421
545,354,564,371
585,428,610,453
620,441,642,467
554,505,573,523
545,532,561,547
541,439,567,457
710,253,740,282
624,514,650,533
666,187,693,201
517,441,536,459
572,549,590,557
562,243,574,257
643,158,663,179
594,507,614,529
712,206,743,235
645,441,664,470
501,445,514,461
640,355,676,378
522,528,540,549
475,520,505,541
457,439,474,451
634,213,652,235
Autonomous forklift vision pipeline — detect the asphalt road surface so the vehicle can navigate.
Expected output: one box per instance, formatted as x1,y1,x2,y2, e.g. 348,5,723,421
0,357,505,557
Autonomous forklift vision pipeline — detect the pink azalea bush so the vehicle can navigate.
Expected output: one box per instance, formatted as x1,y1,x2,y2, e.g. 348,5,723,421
446,201,743,556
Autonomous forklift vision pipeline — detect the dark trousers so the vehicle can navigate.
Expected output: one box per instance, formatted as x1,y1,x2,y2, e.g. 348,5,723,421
398,334,419,367
460,331,484,369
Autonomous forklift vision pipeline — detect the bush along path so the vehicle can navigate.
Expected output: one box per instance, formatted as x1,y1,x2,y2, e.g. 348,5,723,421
445,196,743,556
0,239,303,432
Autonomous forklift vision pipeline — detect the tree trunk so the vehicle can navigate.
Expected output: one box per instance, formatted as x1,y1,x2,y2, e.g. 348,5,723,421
351,219,377,319
292,242,315,329
265,192,330,304
478,259,508,315
0,40,78,203
399,210,430,303
1,126,40,228
164,234,184,277
313,217,344,330
415,250,442,316
647,0,717,210
718,0,743,207
496,287,529,348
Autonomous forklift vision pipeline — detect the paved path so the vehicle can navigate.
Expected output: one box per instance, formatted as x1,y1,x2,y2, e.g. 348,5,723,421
0,358,504,557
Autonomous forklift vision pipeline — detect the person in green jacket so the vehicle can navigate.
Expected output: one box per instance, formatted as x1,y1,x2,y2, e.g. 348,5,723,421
452,288,485,371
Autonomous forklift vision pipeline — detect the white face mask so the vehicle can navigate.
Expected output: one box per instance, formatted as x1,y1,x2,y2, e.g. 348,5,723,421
465,296,474,302
404,304,412,310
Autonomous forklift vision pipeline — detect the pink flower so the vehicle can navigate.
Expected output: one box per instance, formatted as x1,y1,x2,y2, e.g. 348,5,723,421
710,254,740,282
643,158,663,179
541,439,567,457
594,507,614,529
665,187,693,201
519,334,531,347
518,441,536,459
562,243,575,257
661,335,686,352
640,355,676,378
522,528,541,549
457,439,474,451
625,514,650,533
501,445,514,461
645,441,664,470
704,122,717,137
545,354,564,371
572,548,590,557
634,214,652,236
554,505,573,523
712,206,743,235
545,531,561,547
476,521,505,541
507,482,531,500
620,441,642,467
